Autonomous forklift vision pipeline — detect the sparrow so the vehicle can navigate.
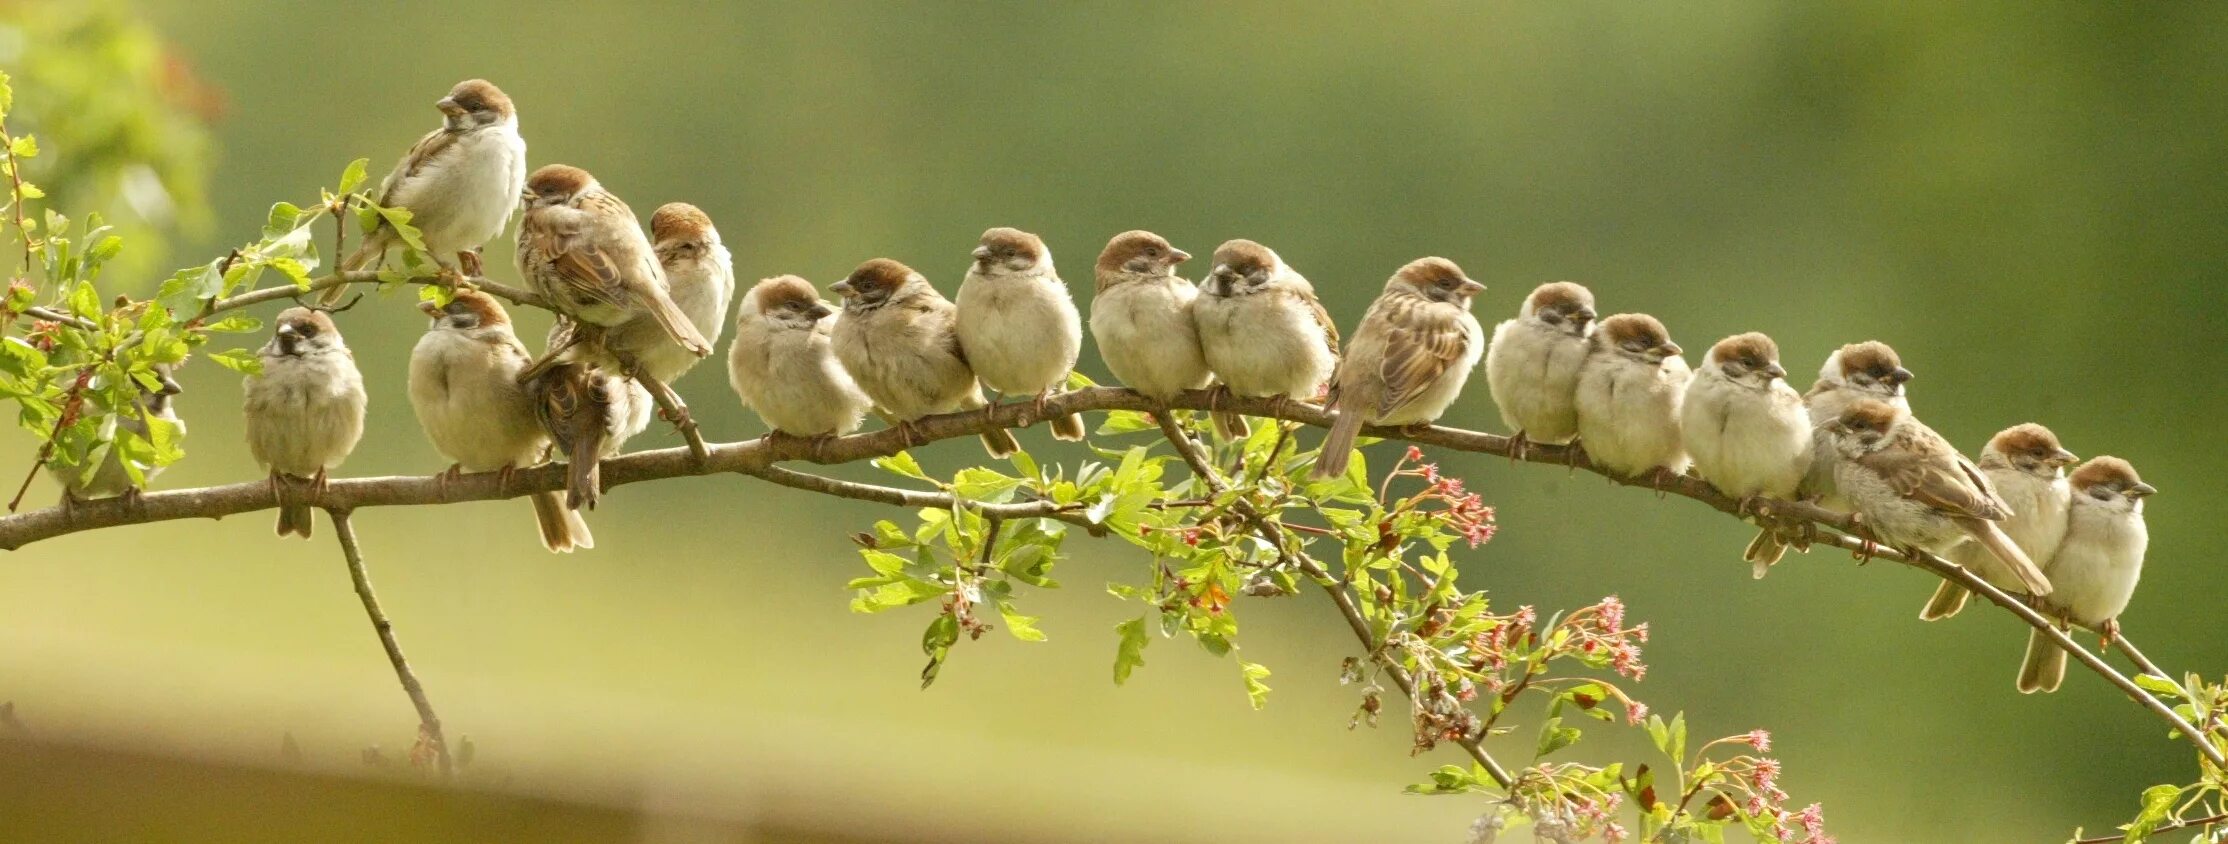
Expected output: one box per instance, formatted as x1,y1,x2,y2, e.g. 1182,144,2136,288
728,275,874,441
1484,282,1597,457
830,258,1021,457
1822,400,2052,596
242,308,367,539
52,365,185,510
1314,258,1485,479
530,360,652,511
1191,239,1339,439
516,164,712,371
1572,313,1691,482
408,290,590,552
1919,424,2077,620
1800,341,1913,509
2018,456,2153,693
591,202,736,385
330,79,526,302
1088,230,1208,404
1680,333,1811,577
955,227,1085,440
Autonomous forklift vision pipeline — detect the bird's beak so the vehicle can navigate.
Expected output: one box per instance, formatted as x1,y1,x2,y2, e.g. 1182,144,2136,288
1887,367,1915,385
1168,248,1192,265
971,245,993,263
1763,362,1788,380
1458,279,1486,296
156,372,184,396
1656,341,1683,358
418,301,442,318
806,303,834,320
2129,482,2158,498
2048,448,2079,468
436,97,466,118
277,325,299,339
1574,308,1597,324
831,280,857,300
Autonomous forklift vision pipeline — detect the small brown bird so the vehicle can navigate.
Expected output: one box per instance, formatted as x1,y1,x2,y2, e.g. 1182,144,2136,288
51,366,184,511
516,165,711,368
530,361,652,511
830,258,1021,457
2019,456,2153,693
728,275,874,440
1920,424,2076,620
1801,341,1913,507
408,290,590,552
1315,258,1484,479
1192,239,1339,439
596,202,735,385
330,79,527,302
1822,400,2052,596
1680,333,1811,577
1573,313,1691,481
956,227,1085,440
1485,282,1597,456
242,308,367,539
1089,230,1208,405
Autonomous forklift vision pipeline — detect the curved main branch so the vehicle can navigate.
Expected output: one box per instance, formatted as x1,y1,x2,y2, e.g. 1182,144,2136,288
0,385,2215,769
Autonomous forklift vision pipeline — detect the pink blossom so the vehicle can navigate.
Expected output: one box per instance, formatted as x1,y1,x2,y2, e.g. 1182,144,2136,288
1624,700,1649,726
1603,822,1629,843
1746,729,1773,752
1404,445,1425,463
1597,596,1626,633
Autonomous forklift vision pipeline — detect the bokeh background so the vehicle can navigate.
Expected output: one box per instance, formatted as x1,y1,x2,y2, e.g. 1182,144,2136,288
3,2,2226,841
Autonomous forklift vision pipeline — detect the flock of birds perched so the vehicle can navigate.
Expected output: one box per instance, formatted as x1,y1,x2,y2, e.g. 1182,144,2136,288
57,80,2153,694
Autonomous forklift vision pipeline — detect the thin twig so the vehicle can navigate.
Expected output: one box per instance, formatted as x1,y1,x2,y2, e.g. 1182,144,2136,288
329,508,451,778
2074,812,2228,844
1,118,31,277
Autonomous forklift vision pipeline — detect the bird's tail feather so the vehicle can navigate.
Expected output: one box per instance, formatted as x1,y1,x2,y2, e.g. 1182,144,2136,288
979,427,1020,459
275,505,315,539
2018,628,2067,694
641,289,713,357
532,491,593,552
1959,518,2051,596
1920,581,1971,621
1049,412,1086,442
1312,403,1367,480
323,234,390,305
1742,528,1788,579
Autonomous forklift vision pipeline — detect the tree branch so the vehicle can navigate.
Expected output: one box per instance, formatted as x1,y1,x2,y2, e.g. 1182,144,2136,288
0,385,2212,769
329,508,450,778
202,270,549,316
2074,812,2228,844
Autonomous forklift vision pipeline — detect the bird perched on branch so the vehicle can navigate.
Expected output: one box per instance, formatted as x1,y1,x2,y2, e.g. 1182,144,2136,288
1681,333,1810,577
516,164,712,377
728,275,872,442
331,79,526,303
51,365,184,513
957,227,1085,441
1574,313,1690,481
1821,400,2052,597
530,360,651,511
409,290,590,552
831,258,1020,457
1801,341,1913,508
1315,257,1484,479
1089,230,1208,407
1920,424,2076,620
1485,282,1596,458
2019,456,2153,693
590,202,735,387
1192,239,1339,440
242,308,366,539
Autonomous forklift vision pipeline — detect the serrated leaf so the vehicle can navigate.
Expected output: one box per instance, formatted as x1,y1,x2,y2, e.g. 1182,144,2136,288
9,135,35,158
952,466,1022,502
997,601,1045,642
17,182,41,199
206,348,262,375
338,158,371,195
873,451,929,481
1239,661,1272,709
1536,715,1583,758
1113,615,1150,684
862,549,908,577
265,202,305,238
2133,673,2185,699
202,314,262,334
67,280,100,319
919,613,960,688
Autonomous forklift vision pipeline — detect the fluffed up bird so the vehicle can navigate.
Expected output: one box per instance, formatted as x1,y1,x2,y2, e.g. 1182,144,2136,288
831,258,1021,457
1192,239,1339,439
242,308,367,539
2018,456,2153,693
1821,400,2052,597
1801,341,1913,509
51,365,184,512
956,227,1085,441
1920,424,2077,620
331,79,526,303
530,361,651,511
1089,230,1208,406
728,275,874,442
1574,313,1690,481
1485,282,1596,457
1681,333,1811,577
1315,257,1484,479
409,290,591,552
516,164,712,371
594,202,735,386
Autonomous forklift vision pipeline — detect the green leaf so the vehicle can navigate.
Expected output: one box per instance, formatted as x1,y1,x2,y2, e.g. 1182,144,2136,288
862,549,909,578
952,466,1022,503
1536,716,1583,758
206,348,262,375
1094,409,1157,436
338,158,371,195
2132,673,2184,699
2124,783,2182,843
201,314,262,335
1669,711,1687,763
849,578,943,614
17,181,42,199
377,205,427,251
996,600,1045,642
1239,661,1272,709
9,135,35,158
264,202,305,238
67,280,100,320
0,70,13,117
919,613,960,688
872,451,930,482
1113,615,1151,684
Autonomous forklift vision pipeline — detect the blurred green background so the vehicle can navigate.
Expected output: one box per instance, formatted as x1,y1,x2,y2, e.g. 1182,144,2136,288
3,1,2225,841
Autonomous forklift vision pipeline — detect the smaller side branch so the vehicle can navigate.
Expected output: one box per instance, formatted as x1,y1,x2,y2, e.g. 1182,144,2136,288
329,508,451,778
2074,812,2228,844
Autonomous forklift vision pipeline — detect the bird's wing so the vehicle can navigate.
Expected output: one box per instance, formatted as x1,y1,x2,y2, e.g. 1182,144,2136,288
1303,291,1341,356
522,210,631,312
1376,303,1470,417
375,127,457,208
1859,443,2009,520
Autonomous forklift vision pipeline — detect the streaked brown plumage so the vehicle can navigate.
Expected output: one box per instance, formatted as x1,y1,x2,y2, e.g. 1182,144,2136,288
1315,258,1484,479
830,259,1020,457
517,165,712,362
1824,400,2052,596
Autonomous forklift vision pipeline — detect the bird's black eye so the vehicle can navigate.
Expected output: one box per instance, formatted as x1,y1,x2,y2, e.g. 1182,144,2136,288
295,323,319,338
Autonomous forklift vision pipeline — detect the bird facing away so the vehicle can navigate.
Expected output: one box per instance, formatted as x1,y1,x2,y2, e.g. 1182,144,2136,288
1314,257,1484,479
